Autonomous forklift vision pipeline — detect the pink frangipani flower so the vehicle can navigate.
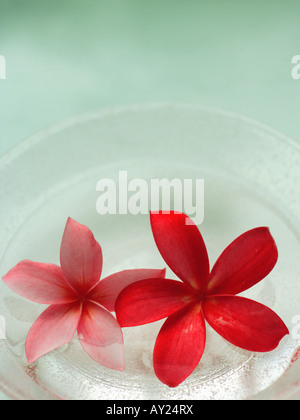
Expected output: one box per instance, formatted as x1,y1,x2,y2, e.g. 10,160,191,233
2,218,165,370
116,212,289,387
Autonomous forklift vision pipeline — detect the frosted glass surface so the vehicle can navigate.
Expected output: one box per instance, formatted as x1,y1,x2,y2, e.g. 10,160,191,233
0,104,299,399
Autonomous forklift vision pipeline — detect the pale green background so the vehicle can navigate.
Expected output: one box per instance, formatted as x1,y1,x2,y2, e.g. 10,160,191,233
1,0,300,158
0,0,300,400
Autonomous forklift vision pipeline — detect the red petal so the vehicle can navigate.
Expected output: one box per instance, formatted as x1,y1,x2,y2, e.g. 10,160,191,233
150,212,210,292
60,218,103,295
26,302,82,364
2,260,78,304
88,268,166,312
203,295,289,352
206,227,278,296
116,278,196,327
153,304,206,387
78,302,125,371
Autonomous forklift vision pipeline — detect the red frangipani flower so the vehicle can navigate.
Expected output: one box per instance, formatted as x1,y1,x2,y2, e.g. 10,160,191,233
2,218,165,370
116,212,289,387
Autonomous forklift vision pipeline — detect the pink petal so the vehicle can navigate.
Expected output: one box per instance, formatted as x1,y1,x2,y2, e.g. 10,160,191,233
116,278,196,327
153,304,206,387
26,302,82,364
150,212,210,292
206,227,278,296
88,268,166,312
2,260,78,304
78,301,125,371
60,218,103,295
203,295,289,352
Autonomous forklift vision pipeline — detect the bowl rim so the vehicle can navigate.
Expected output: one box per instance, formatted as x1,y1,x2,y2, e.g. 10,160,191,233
1,102,300,170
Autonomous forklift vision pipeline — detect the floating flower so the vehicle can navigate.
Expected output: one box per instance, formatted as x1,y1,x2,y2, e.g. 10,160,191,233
116,212,289,387
2,218,165,370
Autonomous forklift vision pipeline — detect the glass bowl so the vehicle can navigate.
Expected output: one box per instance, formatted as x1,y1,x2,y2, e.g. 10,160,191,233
0,103,299,400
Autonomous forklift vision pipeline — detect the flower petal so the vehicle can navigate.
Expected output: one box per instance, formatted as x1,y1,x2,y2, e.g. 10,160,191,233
78,301,125,371
88,268,166,311
150,211,210,292
203,295,289,352
60,218,103,295
206,227,278,296
153,304,206,387
116,278,196,327
26,302,82,364
2,260,78,304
